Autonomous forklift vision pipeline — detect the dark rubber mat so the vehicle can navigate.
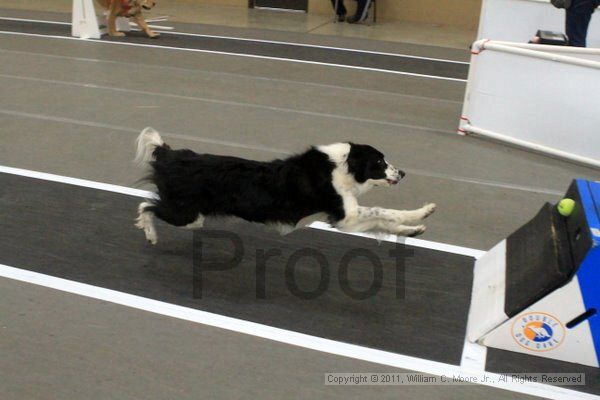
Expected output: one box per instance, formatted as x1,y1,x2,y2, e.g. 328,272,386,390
0,173,473,365
486,348,600,395
0,19,468,80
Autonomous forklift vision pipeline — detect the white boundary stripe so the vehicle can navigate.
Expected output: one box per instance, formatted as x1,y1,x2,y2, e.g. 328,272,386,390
140,24,174,31
308,221,485,258
0,165,484,258
461,339,488,371
0,264,596,400
145,16,170,22
0,30,467,83
0,47,463,104
0,16,69,25
0,16,470,65
0,165,154,199
144,28,469,65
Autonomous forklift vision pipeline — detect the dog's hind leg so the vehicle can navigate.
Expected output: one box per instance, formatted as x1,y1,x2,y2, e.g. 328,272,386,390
107,1,125,36
135,201,158,244
150,201,200,228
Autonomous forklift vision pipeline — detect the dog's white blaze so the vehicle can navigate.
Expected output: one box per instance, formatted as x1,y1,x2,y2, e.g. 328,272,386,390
316,142,363,196
317,143,361,217
316,143,350,165
385,163,399,180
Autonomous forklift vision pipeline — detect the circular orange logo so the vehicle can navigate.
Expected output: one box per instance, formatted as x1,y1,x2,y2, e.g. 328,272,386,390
511,312,565,352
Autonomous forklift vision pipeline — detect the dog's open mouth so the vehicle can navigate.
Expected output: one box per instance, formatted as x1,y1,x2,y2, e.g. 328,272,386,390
386,179,399,185
142,5,151,9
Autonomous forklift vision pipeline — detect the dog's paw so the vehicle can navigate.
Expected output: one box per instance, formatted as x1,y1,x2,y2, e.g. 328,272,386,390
145,231,158,245
407,225,427,237
389,224,426,237
135,215,157,245
148,31,160,38
109,31,125,37
420,203,436,219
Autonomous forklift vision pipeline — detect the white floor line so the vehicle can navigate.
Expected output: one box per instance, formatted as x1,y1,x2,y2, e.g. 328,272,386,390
148,30,470,65
0,165,154,199
0,16,470,65
0,30,467,83
0,264,596,400
308,221,484,258
0,165,483,257
0,74,455,135
144,16,170,23
140,24,174,31
461,339,488,371
0,48,463,104
0,16,68,25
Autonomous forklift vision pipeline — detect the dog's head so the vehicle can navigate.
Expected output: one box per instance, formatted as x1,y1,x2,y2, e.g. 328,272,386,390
318,142,405,195
137,0,157,10
346,143,405,188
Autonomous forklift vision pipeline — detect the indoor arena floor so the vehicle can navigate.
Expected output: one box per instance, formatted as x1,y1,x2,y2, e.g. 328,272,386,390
1,7,599,400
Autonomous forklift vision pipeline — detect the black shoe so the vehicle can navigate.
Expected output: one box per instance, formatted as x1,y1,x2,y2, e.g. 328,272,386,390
336,12,347,22
346,13,367,24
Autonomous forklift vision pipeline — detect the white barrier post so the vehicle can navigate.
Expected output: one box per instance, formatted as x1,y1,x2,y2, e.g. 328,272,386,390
116,17,131,32
458,40,600,168
72,0,101,39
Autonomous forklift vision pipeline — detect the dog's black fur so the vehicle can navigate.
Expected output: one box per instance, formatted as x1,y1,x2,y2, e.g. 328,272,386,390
132,127,437,245
143,141,393,227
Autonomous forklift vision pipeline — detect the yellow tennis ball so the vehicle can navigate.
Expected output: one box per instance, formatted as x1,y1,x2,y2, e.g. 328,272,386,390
557,198,575,217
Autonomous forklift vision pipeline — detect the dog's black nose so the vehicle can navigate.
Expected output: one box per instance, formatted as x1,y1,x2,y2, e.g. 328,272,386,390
398,170,406,179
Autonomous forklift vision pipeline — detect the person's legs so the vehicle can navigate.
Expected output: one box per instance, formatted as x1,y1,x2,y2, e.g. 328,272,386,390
346,0,372,23
330,0,347,20
566,0,595,47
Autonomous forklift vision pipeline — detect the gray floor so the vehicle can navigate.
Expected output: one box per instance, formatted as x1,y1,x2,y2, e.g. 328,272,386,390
1,278,538,400
1,30,597,250
1,9,599,400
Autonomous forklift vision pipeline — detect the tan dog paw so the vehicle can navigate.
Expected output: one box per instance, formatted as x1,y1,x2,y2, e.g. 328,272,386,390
421,203,437,219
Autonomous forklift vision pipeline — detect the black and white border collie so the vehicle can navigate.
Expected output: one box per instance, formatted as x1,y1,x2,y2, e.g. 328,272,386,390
134,127,436,244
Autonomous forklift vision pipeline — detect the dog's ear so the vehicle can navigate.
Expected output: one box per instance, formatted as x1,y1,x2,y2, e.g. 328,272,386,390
346,144,368,183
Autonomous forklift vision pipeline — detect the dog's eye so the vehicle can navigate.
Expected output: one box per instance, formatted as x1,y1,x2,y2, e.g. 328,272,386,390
377,159,383,164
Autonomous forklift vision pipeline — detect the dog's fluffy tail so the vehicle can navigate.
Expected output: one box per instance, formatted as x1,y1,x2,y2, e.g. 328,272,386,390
134,127,165,166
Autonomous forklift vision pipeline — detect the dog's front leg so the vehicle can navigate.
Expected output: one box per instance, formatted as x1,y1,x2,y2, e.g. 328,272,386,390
362,204,436,225
133,14,159,38
336,205,433,237
107,2,125,36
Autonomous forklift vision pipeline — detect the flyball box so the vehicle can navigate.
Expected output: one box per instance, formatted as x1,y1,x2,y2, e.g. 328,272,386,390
468,179,600,367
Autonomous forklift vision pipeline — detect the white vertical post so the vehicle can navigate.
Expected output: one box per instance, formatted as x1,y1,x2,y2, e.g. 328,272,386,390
116,16,131,32
72,0,101,39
